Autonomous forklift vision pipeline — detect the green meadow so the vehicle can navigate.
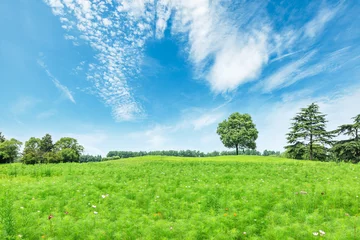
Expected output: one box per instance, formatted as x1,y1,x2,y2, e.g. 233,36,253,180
0,156,359,240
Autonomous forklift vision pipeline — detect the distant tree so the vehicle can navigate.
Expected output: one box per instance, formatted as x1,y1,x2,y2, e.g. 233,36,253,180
332,114,360,163
0,138,22,164
22,137,42,164
217,113,258,155
286,103,333,160
0,132,5,143
54,137,84,162
40,134,54,153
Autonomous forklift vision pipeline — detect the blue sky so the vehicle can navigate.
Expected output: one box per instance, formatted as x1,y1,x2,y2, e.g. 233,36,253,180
1,0,360,155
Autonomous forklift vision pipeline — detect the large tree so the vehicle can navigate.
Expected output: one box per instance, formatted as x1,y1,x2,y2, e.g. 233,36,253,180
0,138,22,164
40,134,54,153
217,113,258,155
286,103,333,160
332,114,360,163
54,137,84,162
22,137,42,164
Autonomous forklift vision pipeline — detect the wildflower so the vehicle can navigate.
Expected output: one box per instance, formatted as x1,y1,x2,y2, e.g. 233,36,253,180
233,213,237,217
48,214,53,220
18,234,23,238
300,191,308,195
156,196,159,198
20,207,24,209
319,230,325,236
37,211,40,213
224,213,228,217
102,195,106,198
313,232,319,236
92,205,96,208
345,213,350,216
170,226,173,230
243,232,246,235
42,235,45,239
94,211,98,214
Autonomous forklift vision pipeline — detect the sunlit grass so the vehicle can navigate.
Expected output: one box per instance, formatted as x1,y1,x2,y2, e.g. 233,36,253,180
0,156,359,239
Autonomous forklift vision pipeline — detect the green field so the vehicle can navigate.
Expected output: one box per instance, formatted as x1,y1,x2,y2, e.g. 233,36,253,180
0,156,359,239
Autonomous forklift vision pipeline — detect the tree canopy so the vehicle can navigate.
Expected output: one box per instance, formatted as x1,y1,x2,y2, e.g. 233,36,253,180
286,103,333,160
0,138,22,164
217,113,258,155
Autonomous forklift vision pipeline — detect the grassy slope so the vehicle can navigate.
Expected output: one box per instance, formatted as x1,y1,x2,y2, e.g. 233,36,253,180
0,156,359,240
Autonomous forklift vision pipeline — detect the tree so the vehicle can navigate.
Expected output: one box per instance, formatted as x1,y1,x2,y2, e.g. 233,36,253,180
217,113,258,155
0,138,22,164
54,137,84,162
0,132,5,143
332,114,360,163
22,137,42,164
286,103,333,160
40,134,54,153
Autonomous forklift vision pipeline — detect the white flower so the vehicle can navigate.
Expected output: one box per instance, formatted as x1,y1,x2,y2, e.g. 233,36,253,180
319,230,325,236
94,211,98,214
18,234,23,238
20,207,24,209
313,232,319,236
92,205,96,208
37,211,40,213
243,232,246,235
156,196,159,198
170,226,173,230
102,195,106,198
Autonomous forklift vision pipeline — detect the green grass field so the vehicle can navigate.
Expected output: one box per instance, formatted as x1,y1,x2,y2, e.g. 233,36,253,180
0,156,359,239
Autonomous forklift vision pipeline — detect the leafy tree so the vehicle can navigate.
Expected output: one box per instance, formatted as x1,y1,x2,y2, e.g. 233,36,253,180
0,132,5,143
43,152,60,164
332,114,360,163
286,103,333,160
217,113,258,155
40,134,54,153
22,137,42,164
57,148,79,163
54,137,84,162
0,138,22,164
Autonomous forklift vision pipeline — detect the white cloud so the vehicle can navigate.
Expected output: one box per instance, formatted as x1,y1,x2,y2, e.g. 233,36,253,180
37,109,57,119
38,59,76,103
304,6,339,38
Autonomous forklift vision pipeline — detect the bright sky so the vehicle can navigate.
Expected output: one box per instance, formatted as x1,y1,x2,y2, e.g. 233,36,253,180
1,0,360,155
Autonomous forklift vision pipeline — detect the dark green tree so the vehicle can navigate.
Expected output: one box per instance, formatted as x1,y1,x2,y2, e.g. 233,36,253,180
217,113,258,155
332,114,360,163
0,132,5,143
40,134,54,153
54,137,84,162
286,103,333,160
22,137,42,164
0,138,22,164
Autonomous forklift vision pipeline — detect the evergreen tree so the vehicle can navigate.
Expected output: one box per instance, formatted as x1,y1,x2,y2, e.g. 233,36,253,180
286,103,333,160
0,132,5,143
332,114,360,163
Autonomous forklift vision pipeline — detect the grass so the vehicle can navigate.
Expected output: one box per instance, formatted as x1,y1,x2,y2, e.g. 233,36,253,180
0,155,359,239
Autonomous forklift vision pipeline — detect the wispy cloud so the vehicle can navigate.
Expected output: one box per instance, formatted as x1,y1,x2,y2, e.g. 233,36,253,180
11,96,39,115
37,109,57,119
304,4,341,38
43,0,348,119
37,59,76,103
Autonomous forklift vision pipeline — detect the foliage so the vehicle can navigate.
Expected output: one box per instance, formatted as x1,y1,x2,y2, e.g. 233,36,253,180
22,137,43,164
57,148,79,163
262,150,281,156
286,103,333,160
106,149,262,159
0,132,5,143
217,113,258,155
54,137,84,158
40,134,54,153
0,156,359,239
331,114,360,163
79,154,102,163
0,138,22,164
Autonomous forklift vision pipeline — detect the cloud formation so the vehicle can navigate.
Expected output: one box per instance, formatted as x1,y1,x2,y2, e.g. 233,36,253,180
43,0,345,120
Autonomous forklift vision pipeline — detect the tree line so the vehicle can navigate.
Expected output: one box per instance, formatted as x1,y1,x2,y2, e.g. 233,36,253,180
215,104,359,163
0,133,85,164
105,149,269,160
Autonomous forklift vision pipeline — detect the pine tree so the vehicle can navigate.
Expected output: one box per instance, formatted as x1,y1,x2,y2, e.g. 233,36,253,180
332,114,360,163
286,103,333,160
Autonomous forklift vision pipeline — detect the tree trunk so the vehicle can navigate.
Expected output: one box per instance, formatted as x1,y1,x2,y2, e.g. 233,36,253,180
310,134,313,160
236,145,238,155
